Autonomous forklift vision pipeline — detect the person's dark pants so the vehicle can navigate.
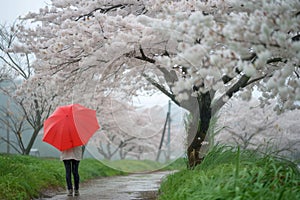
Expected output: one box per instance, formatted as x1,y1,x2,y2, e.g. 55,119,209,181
63,159,80,190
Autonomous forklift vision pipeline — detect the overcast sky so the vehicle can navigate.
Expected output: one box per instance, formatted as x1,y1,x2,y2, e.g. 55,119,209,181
0,0,49,24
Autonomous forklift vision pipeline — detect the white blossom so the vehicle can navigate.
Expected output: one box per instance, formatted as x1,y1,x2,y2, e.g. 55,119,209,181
12,0,300,135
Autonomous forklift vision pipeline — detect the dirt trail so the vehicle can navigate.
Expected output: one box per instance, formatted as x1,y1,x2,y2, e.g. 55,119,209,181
38,171,175,200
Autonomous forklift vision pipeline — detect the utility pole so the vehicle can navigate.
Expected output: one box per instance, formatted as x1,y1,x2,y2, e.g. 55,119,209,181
156,100,171,162
166,100,171,161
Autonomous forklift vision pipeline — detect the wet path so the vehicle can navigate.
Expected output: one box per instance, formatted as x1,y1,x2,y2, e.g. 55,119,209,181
39,171,175,200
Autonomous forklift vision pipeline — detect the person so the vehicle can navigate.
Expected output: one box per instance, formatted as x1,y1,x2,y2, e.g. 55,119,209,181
60,145,83,196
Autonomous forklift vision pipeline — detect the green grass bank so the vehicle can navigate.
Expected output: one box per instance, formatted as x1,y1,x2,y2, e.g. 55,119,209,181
2,145,299,200
0,153,184,200
102,157,186,173
159,146,300,200
0,154,125,200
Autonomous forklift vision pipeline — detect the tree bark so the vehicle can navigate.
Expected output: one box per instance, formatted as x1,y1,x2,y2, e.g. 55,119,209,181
187,91,211,168
24,99,43,155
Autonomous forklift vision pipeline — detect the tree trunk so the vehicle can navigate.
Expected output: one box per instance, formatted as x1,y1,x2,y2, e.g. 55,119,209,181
24,99,42,155
24,127,42,155
187,92,211,168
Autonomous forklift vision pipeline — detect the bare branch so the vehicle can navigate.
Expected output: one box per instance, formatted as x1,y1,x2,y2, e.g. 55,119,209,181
142,73,180,106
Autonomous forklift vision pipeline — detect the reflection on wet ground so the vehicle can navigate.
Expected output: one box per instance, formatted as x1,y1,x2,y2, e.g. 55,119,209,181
38,171,175,200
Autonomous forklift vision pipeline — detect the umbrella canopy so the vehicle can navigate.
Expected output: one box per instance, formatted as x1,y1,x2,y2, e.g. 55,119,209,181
43,104,100,151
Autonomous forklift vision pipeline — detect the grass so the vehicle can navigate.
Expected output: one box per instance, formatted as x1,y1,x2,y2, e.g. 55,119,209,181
158,145,300,200
162,157,187,171
5,145,298,200
102,157,186,173
0,154,125,200
101,159,164,173
0,154,185,200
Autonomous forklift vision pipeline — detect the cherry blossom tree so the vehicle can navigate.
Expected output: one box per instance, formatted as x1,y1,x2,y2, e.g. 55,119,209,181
90,97,148,160
88,97,185,161
0,103,30,154
15,0,300,167
216,98,300,159
0,24,33,80
0,24,57,155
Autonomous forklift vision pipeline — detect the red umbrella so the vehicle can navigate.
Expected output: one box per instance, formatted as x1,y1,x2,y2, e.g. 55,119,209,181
43,104,100,151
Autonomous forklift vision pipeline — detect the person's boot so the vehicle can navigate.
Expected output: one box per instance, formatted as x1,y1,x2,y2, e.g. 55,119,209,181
74,189,80,196
67,189,73,196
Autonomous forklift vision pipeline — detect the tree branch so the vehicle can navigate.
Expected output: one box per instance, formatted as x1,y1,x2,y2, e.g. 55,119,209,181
75,3,144,21
212,74,250,115
142,73,180,106
292,34,300,41
135,46,156,63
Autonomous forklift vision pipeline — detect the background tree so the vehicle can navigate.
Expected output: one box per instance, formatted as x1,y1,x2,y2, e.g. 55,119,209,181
88,97,185,161
0,24,55,155
15,0,300,166
0,24,32,80
0,104,29,154
217,98,300,159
